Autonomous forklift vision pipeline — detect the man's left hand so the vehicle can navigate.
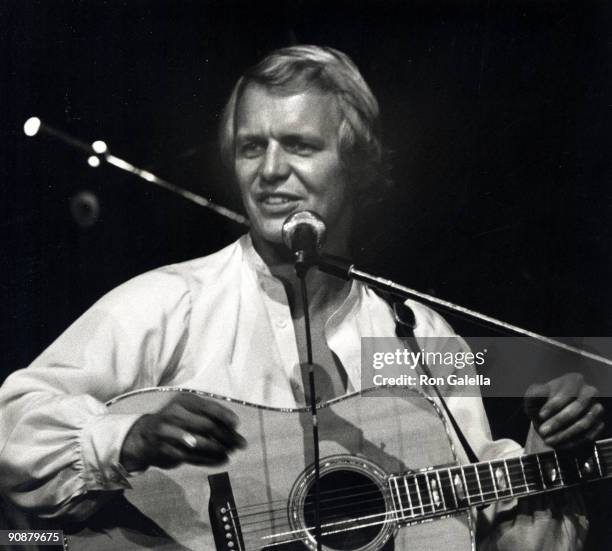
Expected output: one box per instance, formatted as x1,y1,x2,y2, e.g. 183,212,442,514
524,373,605,449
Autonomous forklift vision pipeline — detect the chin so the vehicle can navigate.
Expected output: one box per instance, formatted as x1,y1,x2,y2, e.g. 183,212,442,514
251,220,285,246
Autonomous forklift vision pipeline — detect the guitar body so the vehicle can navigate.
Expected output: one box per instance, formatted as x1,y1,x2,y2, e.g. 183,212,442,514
67,387,474,551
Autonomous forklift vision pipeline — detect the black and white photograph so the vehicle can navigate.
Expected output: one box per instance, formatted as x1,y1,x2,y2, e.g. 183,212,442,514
1,1,611,550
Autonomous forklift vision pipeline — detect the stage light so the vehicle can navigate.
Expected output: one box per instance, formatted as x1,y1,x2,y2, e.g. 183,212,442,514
140,170,156,182
87,156,101,168
106,154,134,171
92,140,108,154
24,117,41,137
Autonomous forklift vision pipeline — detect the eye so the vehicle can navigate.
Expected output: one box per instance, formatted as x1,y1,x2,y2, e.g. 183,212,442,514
284,139,317,156
238,141,265,159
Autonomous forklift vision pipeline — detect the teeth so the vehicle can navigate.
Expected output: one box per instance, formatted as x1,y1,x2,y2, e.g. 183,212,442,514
263,196,292,204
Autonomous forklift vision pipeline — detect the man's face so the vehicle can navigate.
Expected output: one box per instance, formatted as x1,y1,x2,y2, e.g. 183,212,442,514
234,84,352,251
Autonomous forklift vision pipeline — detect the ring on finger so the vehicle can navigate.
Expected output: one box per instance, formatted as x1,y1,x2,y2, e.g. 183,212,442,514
182,432,198,449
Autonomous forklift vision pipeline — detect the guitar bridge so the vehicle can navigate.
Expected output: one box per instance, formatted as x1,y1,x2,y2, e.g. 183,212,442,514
209,472,245,551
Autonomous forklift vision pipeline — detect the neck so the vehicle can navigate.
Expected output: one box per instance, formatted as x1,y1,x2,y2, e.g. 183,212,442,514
251,232,352,317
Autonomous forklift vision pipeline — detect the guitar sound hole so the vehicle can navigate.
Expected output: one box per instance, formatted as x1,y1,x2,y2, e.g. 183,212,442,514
303,470,386,550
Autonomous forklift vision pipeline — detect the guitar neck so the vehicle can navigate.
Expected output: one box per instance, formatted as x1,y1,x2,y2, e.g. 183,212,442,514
388,437,612,522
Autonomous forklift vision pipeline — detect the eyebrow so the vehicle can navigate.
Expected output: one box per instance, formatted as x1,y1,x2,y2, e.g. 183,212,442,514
235,133,265,142
236,131,324,143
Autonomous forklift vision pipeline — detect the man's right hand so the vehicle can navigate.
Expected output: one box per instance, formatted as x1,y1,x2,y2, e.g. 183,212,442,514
120,393,247,472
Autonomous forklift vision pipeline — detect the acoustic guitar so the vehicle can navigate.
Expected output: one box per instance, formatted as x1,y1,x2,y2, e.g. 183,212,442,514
65,386,611,550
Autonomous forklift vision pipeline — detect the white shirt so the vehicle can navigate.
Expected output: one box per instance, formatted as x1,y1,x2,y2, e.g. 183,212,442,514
0,235,585,549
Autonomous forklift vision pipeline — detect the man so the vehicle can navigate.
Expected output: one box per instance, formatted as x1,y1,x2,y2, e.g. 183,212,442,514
0,45,604,549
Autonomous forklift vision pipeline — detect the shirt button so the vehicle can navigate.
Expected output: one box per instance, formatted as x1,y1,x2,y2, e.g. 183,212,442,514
276,319,287,328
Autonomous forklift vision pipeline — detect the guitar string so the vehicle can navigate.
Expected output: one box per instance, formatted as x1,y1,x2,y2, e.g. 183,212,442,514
229,462,568,530
240,481,573,547
238,499,389,533
244,482,590,551
236,460,546,529
242,483,550,549
237,463,551,536
226,480,388,518
241,475,596,549
227,461,550,521
226,479,391,517
240,470,607,550
243,519,391,549
227,442,612,518
227,462,518,518
240,494,438,540
237,490,392,528
237,446,612,547
597,450,612,465
234,448,612,546
247,514,419,550
242,505,394,544
242,506,397,548
239,465,542,534
238,492,392,529
241,502,449,548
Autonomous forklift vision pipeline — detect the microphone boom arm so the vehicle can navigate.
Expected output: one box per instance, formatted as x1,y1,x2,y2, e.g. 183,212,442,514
317,254,612,368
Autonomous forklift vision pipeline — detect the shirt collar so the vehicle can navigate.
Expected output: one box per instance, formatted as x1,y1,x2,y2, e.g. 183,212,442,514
240,231,361,312
240,233,274,278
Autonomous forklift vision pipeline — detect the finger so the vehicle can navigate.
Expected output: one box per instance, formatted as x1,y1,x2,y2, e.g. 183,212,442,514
155,423,230,466
152,441,191,469
152,440,228,468
542,403,604,447
539,373,588,419
538,390,576,421
172,394,239,429
576,384,599,406
555,421,605,450
538,390,598,437
164,405,246,449
177,434,230,465
524,383,549,420
184,439,231,466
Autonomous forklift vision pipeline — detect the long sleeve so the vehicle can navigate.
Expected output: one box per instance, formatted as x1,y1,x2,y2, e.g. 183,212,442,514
409,300,588,550
0,268,192,520
473,426,588,551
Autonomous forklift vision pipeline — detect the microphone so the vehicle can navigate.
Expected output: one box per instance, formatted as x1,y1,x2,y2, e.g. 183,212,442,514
282,211,327,276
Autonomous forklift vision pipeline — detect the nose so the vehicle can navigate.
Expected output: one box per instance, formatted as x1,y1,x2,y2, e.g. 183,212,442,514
260,142,290,184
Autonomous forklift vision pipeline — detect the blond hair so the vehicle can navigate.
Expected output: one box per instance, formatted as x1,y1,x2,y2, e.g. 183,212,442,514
219,45,390,203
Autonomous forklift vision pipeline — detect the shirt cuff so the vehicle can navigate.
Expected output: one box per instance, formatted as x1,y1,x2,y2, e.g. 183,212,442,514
79,412,144,490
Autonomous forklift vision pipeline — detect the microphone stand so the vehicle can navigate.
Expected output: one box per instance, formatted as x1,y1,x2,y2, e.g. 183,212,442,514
294,254,323,551
317,254,612,367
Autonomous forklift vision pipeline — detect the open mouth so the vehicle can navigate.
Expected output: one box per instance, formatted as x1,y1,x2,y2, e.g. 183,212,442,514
256,192,302,213
262,196,295,205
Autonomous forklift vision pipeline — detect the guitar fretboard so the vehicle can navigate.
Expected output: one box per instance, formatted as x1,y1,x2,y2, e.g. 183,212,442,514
388,438,612,522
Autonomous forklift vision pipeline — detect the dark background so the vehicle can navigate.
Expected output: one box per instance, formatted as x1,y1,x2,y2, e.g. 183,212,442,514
1,0,611,546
